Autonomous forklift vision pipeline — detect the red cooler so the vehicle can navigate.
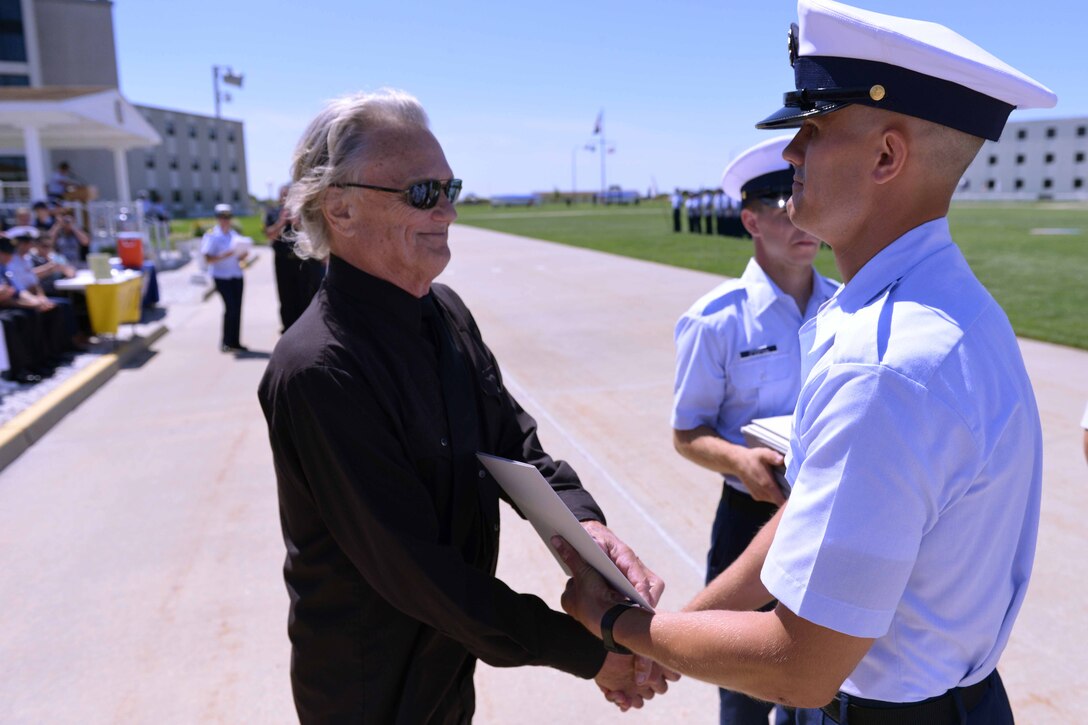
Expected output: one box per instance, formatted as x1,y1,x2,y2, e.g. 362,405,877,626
117,231,144,269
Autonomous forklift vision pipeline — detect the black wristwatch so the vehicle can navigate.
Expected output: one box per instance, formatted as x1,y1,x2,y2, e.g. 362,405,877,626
600,602,639,655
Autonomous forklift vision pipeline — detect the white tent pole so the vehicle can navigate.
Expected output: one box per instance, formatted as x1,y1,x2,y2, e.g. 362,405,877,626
112,146,131,203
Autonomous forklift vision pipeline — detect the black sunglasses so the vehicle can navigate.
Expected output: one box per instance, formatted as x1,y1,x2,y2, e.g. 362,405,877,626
332,178,462,210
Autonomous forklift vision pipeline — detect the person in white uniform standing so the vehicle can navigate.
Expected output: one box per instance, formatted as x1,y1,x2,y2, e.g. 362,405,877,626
201,203,249,353
557,2,1053,723
672,135,838,724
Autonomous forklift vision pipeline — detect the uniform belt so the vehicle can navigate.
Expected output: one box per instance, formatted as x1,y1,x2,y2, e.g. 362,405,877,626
819,673,992,725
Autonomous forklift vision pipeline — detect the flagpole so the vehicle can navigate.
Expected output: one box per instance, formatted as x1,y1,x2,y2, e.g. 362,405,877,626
599,111,606,197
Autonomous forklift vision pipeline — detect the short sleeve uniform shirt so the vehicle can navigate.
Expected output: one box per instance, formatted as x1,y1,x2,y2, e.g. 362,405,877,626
672,258,838,493
200,227,243,279
762,218,1043,702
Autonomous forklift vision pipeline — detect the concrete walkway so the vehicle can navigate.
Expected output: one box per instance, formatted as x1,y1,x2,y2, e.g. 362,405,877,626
0,227,1083,723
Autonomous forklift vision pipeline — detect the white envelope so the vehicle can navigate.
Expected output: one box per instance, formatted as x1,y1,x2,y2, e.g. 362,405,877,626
477,452,654,611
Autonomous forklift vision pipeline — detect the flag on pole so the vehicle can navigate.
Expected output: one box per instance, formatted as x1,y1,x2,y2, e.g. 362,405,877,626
593,110,602,135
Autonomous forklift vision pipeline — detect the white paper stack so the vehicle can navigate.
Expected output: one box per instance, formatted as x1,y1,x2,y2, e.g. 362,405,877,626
740,414,793,494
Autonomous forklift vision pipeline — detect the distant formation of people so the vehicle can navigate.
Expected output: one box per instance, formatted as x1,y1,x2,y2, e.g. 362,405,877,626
677,188,744,237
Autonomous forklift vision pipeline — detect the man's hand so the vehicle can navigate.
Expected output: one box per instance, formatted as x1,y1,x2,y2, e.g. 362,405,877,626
555,538,680,709
594,652,677,711
733,447,787,505
579,520,664,607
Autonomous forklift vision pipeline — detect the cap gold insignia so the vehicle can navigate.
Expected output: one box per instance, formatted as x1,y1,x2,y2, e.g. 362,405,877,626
869,85,886,101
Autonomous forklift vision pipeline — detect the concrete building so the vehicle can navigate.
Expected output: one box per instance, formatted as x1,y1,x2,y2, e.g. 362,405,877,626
127,105,249,218
957,116,1088,201
0,0,249,216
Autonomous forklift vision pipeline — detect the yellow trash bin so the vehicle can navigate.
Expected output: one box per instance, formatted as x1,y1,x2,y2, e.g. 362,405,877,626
85,277,142,335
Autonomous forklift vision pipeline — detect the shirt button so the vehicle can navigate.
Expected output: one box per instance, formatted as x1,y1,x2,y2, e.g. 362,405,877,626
493,523,500,532
440,437,448,447
478,470,486,479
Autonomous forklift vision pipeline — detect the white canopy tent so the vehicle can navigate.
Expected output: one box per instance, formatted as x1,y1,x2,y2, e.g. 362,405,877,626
0,86,161,203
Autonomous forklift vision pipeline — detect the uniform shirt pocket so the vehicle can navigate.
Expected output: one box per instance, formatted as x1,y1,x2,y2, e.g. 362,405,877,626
730,352,796,412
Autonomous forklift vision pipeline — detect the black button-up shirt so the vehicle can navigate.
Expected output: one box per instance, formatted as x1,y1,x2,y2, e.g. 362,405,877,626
258,256,607,723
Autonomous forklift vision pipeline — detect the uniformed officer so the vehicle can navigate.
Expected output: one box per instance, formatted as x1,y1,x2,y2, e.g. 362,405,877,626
671,188,683,232
687,191,702,233
672,135,838,725
557,2,1054,723
702,189,715,235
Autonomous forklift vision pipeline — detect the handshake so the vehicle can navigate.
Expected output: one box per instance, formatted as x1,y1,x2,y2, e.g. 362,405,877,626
564,521,680,712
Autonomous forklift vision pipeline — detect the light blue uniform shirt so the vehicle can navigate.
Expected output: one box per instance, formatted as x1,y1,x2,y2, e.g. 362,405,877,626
762,218,1043,702
200,226,244,279
672,258,838,493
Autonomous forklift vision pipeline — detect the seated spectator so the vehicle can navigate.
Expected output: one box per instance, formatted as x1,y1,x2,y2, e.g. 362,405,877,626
32,201,55,232
48,211,90,268
6,231,82,351
0,236,69,382
28,232,77,296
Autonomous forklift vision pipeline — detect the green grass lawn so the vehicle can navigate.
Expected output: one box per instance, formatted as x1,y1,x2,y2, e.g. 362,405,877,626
169,214,266,244
456,199,1088,350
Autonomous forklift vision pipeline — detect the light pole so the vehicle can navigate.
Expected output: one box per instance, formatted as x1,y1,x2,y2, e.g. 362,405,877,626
571,145,578,202
212,65,244,209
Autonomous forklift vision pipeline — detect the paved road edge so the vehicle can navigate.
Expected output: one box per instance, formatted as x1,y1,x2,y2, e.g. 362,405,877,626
0,323,169,473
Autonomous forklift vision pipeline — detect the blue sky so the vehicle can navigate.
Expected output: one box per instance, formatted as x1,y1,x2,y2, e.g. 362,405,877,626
114,1,1085,200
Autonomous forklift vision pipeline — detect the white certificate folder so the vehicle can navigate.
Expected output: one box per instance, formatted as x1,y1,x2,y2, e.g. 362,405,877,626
739,414,792,494
476,453,654,611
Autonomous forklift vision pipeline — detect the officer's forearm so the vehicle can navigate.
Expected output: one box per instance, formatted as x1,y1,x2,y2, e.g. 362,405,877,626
684,506,784,612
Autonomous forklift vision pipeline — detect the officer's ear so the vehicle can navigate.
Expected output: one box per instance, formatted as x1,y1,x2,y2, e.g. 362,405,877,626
873,126,909,186
322,187,357,239
740,206,760,238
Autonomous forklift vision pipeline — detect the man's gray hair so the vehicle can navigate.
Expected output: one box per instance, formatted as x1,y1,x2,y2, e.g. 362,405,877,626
286,88,430,260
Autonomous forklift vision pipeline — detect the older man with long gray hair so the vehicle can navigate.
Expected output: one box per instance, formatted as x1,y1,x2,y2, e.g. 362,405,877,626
257,89,673,723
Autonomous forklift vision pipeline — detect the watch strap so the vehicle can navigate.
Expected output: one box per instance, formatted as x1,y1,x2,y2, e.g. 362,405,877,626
600,602,637,655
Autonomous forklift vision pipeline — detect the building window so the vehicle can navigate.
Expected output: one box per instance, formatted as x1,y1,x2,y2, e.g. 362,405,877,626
169,157,178,170
230,163,237,173
1014,179,1024,190
165,121,175,136
1017,129,1027,140
233,190,241,202
211,160,220,172
215,191,222,202
189,125,197,139
1046,127,1056,138
1078,126,1086,137
1045,153,1055,164
172,189,182,203
1074,178,1084,189
0,74,29,86
988,155,997,165
0,1,28,63
209,127,217,140
227,130,236,143
193,190,202,202
986,179,995,190
191,161,200,171
1016,154,1025,165
145,156,155,169
1042,178,1053,189
1076,152,1085,163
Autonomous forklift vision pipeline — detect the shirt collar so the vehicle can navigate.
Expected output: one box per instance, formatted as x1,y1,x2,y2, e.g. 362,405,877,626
325,254,427,333
740,258,787,316
835,217,954,313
